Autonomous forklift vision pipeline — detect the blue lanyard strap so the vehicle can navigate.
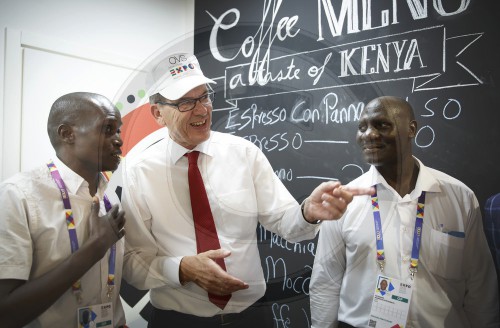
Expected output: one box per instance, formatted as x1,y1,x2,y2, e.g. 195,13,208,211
371,190,386,272
371,185,426,279
47,161,116,302
410,192,426,279
101,177,117,300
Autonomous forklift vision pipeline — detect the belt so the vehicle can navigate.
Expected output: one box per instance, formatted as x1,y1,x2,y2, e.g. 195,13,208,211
217,312,244,325
149,307,250,326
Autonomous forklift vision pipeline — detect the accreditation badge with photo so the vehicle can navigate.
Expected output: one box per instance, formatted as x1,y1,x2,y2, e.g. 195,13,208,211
77,302,113,328
367,274,413,328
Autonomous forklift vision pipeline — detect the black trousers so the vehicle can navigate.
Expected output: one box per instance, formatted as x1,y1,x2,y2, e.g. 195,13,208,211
147,302,274,328
338,321,356,328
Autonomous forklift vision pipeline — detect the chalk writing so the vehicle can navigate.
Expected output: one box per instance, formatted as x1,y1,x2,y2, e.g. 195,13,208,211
271,303,311,328
259,225,316,256
242,132,303,152
226,103,288,130
275,168,293,181
272,303,291,328
223,27,443,99
317,0,470,40
415,125,435,148
264,255,312,294
224,93,363,130
423,97,462,120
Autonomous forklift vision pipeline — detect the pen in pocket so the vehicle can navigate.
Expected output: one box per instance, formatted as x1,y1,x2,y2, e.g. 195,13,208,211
439,224,465,238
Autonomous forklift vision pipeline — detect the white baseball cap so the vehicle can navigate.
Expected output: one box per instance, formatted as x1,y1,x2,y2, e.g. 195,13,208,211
150,52,216,100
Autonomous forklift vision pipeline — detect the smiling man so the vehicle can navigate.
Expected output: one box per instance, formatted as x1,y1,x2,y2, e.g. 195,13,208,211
310,96,499,328
119,52,373,328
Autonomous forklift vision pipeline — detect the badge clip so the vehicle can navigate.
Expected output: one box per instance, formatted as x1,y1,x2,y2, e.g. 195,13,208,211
107,285,114,300
377,259,386,272
409,267,417,280
74,290,83,304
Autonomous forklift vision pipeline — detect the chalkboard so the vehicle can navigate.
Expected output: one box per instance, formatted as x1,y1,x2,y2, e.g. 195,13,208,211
193,0,500,326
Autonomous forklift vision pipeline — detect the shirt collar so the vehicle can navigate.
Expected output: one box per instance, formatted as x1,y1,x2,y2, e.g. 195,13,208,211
412,157,441,194
169,131,215,164
51,157,108,197
368,157,442,199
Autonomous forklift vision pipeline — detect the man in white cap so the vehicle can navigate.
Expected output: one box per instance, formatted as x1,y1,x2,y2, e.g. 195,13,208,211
120,52,373,327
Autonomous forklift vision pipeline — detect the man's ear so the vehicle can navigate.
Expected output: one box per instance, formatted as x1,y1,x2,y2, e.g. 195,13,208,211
150,104,166,127
58,124,75,144
409,120,417,138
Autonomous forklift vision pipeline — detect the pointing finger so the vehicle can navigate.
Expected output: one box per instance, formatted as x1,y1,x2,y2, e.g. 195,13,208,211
342,186,375,196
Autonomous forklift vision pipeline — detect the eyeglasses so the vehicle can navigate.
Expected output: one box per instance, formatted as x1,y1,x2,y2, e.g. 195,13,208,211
156,92,215,112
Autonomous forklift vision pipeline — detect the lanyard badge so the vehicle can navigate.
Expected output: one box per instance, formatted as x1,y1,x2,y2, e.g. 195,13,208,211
371,186,426,280
47,161,116,302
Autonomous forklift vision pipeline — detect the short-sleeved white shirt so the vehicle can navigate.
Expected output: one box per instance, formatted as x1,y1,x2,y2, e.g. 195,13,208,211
0,158,126,327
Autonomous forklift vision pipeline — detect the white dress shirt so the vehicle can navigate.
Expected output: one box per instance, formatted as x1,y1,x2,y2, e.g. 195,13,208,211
0,158,126,327
121,130,319,316
310,158,499,328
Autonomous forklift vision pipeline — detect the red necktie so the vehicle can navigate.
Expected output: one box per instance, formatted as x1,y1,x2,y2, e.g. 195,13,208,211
186,151,231,309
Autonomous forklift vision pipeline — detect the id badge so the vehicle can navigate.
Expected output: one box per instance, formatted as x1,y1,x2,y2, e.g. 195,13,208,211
77,302,113,328
367,275,413,328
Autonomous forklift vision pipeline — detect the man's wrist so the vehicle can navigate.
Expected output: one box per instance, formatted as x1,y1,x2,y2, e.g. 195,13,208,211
301,198,321,224
179,256,190,285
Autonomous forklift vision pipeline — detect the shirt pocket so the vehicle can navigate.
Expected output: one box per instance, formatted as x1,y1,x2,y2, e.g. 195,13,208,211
427,228,465,280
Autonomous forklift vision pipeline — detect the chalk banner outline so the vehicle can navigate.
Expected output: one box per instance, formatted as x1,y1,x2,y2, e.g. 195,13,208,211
223,25,445,102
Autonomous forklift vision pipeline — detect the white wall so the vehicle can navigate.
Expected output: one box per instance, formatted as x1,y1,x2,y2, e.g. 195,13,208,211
0,0,195,180
0,0,194,326
0,0,193,62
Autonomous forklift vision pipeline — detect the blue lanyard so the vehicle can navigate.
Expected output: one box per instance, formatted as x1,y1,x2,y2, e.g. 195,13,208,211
371,185,426,279
47,161,116,302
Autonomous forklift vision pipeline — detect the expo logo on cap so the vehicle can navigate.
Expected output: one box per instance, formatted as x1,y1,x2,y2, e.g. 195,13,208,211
169,62,197,78
168,53,197,78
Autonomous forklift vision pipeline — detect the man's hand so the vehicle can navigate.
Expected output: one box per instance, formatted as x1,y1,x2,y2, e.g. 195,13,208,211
303,181,374,223
89,196,126,251
179,249,249,296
